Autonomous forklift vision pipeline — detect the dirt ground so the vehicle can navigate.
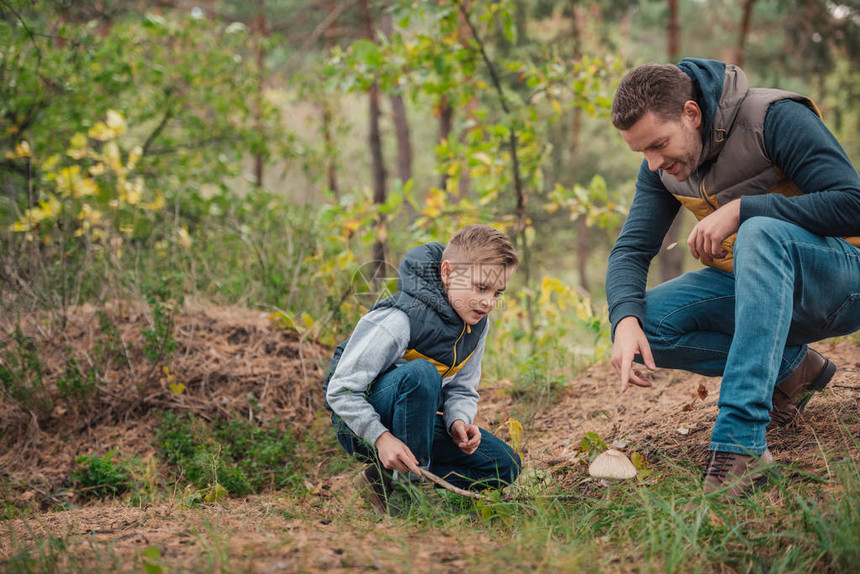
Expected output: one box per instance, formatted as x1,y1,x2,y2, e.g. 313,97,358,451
1,305,858,572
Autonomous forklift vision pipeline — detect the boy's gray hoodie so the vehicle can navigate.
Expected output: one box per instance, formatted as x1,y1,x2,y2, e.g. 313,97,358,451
325,243,486,446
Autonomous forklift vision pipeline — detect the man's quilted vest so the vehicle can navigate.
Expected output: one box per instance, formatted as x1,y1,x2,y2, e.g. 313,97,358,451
323,243,487,399
662,65,860,272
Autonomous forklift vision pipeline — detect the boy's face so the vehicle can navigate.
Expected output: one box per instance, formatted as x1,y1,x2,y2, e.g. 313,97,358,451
440,260,514,326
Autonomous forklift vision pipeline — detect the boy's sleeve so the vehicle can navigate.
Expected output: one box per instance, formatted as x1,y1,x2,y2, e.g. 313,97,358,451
441,325,486,433
325,308,410,445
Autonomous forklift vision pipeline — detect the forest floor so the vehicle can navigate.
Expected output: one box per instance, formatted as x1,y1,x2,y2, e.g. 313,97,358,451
1,305,858,572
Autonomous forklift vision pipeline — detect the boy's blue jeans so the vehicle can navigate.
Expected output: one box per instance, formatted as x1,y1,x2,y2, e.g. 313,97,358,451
638,218,860,455
332,359,521,490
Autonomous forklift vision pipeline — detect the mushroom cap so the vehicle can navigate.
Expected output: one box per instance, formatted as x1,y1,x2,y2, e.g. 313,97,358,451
588,449,638,480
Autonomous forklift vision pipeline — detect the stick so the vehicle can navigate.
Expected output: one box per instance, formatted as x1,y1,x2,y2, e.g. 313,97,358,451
417,468,490,501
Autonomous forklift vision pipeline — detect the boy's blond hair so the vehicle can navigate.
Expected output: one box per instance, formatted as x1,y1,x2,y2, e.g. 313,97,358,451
442,224,519,267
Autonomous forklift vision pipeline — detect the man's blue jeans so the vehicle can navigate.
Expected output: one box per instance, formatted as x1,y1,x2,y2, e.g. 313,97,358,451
332,359,521,489
639,217,860,455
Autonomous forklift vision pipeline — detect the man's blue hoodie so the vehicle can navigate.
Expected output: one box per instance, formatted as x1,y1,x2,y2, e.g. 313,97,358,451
606,58,860,334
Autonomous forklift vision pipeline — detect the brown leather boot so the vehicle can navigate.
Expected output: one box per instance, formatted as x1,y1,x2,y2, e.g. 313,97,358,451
703,449,774,498
768,349,836,428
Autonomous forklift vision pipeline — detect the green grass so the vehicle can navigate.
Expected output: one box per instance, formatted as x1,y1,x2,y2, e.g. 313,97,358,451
154,411,304,498
464,449,860,573
3,442,859,573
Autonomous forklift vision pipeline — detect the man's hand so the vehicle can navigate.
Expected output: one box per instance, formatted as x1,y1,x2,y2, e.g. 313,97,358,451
687,199,741,264
449,420,481,455
374,432,421,475
610,316,657,393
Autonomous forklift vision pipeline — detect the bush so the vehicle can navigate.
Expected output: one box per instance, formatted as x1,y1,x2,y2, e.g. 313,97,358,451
69,450,129,499
154,411,303,497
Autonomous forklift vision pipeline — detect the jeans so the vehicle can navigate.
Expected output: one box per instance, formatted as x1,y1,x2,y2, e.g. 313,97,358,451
639,217,860,455
332,359,521,489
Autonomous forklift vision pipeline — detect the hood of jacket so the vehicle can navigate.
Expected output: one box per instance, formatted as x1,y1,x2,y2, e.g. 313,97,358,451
396,242,463,326
677,58,749,167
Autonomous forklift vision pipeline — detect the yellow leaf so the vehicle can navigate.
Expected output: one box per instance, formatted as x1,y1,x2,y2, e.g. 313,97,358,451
105,110,127,134
269,310,296,330
76,177,98,198
14,141,31,158
143,190,166,211
421,190,446,218
301,312,315,329
104,141,122,171
88,163,106,177
204,483,227,503
88,121,113,142
630,452,649,469
177,226,192,250
42,154,60,172
169,382,185,395
127,145,142,170
335,250,355,268
472,151,492,165
341,219,362,235
121,178,144,205
67,133,88,159
504,418,523,453
539,276,567,307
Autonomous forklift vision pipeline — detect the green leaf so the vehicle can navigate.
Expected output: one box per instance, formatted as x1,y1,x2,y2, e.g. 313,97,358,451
352,40,383,69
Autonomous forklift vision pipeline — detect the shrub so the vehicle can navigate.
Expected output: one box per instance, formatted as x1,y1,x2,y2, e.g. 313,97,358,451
70,450,129,499
154,411,303,497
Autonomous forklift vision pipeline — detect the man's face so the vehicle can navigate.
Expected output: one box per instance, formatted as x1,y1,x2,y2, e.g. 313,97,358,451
620,105,703,182
441,260,514,326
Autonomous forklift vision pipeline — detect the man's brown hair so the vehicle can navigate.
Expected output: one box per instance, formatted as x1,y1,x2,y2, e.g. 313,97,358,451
442,224,519,267
611,63,694,130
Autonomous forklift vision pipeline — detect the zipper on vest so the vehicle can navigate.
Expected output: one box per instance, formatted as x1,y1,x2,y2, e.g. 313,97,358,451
699,178,718,212
442,322,467,378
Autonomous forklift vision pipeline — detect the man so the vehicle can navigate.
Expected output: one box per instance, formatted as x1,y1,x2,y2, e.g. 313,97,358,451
606,58,860,498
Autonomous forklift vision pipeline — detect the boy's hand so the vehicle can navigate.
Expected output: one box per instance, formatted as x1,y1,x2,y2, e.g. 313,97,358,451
374,432,421,475
450,420,481,455
610,316,656,393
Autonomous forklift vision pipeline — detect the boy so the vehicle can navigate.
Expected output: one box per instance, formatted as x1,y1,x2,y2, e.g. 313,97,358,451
325,224,522,515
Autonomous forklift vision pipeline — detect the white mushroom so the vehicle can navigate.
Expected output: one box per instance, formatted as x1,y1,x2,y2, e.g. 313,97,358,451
588,449,638,480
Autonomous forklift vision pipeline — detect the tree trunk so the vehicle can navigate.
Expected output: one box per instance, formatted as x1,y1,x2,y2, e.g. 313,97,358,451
456,10,475,199
735,0,756,67
438,96,453,191
253,0,266,188
389,96,412,184
322,98,339,197
667,0,680,60
381,9,413,185
360,0,388,278
568,0,591,292
659,0,684,283
322,0,339,198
